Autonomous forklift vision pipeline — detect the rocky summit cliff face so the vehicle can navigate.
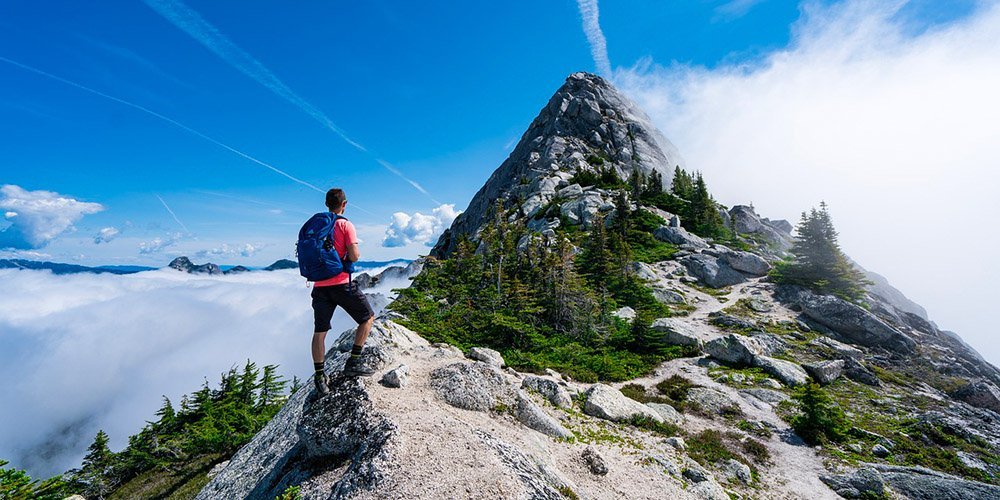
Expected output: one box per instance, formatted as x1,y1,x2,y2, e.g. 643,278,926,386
200,74,1000,499
432,72,685,256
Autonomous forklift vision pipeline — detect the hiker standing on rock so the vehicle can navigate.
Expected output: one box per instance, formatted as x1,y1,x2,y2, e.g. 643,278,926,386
297,188,376,396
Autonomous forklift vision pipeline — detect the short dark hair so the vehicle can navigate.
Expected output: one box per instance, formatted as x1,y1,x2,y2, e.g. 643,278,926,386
325,188,346,211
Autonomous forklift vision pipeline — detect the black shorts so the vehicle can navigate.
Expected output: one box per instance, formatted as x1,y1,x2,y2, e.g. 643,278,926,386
311,283,374,333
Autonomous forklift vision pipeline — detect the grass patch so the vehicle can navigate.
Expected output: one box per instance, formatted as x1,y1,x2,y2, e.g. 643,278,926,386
108,453,223,500
656,375,696,400
620,383,672,405
685,281,732,298
628,415,681,438
687,429,771,469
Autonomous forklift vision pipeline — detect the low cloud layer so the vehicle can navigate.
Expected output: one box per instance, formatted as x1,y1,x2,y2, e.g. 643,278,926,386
0,185,104,249
382,204,460,248
0,267,403,477
614,1,1000,363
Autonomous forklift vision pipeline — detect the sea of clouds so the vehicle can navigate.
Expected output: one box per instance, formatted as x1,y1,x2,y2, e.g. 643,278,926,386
0,266,408,478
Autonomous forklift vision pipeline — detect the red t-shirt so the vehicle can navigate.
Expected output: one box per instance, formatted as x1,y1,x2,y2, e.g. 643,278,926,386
313,217,357,287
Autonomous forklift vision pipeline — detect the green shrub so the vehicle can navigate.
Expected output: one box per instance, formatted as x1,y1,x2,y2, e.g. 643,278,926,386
790,383,849,444
655,375,696,402
628,415,680,438
276,485,302,500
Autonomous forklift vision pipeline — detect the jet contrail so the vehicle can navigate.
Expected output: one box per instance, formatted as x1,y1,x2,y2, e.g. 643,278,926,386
0,56,382,215
375,159,441,205
143,0,439,204
576,0,612,77
155,193,191,234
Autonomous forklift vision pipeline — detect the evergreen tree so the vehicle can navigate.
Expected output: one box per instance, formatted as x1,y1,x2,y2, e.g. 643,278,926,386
670,166,694,200
258,364,287,410
627,168,646,200
288,375,303,395
772,202,869,302
153,396,176,434
790,383,849,445
688,172,725,237
644,170,663,196
72,430,115,499
237,360,259,407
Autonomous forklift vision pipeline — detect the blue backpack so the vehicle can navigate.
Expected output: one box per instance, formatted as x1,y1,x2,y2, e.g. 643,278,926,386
296,212,355,285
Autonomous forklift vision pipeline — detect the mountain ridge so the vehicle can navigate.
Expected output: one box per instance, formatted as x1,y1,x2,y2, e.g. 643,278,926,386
192,72,1000,500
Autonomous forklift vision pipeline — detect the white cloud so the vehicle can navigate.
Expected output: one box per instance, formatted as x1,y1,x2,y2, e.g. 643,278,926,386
0,185,104,249
195,242,261,259
614,0,1000,365
576,0,612,77
138,232,182,255
0,267,402,477
93,227,120,244
382,204,461,248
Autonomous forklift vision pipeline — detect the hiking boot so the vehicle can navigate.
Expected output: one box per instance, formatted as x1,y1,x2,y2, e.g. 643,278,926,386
342,356,375,378
314,371,329,395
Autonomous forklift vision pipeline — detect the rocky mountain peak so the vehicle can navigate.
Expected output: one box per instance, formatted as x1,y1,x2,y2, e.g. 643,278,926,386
432,72,685,256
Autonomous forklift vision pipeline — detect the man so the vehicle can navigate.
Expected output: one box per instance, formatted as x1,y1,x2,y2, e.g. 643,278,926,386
311,188,375,395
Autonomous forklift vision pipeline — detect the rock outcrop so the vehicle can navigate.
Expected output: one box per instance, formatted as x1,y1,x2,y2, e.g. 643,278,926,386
432,72,684,256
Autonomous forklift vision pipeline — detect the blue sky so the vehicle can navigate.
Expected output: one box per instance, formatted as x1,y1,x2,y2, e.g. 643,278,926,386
0,0,986,267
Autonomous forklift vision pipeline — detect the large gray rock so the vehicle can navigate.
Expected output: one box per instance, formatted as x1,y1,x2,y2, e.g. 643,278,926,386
681,253,750,288
873,464,1000,500
652,317,703,348
433,72,685,256
652,288,686,304
430,362,516,412
199,343,399,500
560,191,614,227
583,384,664,423
740,388,790,404
820,467,887,499
627,261,661,282
716,247,771,276
954,381,1000,414
686,387,740,416
780,286,916,354
754,356,809,387
515,390,573,439
707,312,756,331
704,334,764,365
467,346,506,367
810,336,864,359
380,364,409,388
654,225,709,249
803,360,845,385
521,375,573,408
728,205,793,251
719,459,752,485
843,358,881,387
582,446,609,475
612,306,637,322
646,403,684,425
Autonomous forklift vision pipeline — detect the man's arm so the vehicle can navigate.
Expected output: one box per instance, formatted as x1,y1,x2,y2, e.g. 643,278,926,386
343,220,361,262
346,242,360,262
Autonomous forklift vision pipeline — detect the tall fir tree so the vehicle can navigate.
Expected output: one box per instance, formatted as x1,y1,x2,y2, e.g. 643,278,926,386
72,430,115,499
773,202,869,301
670,166,694,200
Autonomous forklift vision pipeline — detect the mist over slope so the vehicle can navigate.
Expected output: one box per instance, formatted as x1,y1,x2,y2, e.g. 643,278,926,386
0,264,412,478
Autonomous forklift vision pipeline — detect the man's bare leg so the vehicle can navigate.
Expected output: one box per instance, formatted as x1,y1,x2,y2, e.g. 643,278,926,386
312,331,330,395
312,331,328,365
353,316,374,349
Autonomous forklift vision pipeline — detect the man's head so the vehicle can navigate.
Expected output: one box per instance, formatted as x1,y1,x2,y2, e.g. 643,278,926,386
325,188,347,214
